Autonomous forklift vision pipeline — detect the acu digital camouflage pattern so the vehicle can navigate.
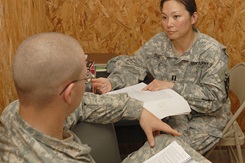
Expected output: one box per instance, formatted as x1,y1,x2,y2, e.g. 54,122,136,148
0,86,212,162
107,29,231,154
0,92,143,162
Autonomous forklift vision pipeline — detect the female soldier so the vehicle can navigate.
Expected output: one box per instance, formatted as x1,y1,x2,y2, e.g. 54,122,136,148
93,0,230,155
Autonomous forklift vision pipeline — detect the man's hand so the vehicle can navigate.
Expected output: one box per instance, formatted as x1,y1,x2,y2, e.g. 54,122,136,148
139,108,181,148
92,78,112,94
142,79,175,91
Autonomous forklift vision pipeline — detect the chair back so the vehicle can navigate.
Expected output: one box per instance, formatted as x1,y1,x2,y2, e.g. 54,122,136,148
223,62,245,134
71,122,121,163
229,62,245,103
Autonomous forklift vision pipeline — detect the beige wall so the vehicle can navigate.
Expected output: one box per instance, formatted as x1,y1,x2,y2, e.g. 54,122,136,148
45,0,244,68
0,0,48,113
0,0,244,129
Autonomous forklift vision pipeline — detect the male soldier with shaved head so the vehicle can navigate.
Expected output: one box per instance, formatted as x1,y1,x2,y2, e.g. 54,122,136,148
0,32,209,162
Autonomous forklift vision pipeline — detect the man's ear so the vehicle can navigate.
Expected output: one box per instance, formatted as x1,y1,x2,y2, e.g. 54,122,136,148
63,83,75,104
191,12,198,24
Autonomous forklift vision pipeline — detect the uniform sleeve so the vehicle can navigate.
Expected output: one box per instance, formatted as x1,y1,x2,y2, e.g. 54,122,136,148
64,92,144,129
107,34,163,90
172,46,229,114
108,54,148,90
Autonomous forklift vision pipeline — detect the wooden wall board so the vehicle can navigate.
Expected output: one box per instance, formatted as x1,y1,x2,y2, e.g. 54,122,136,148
45,0,244,67
0,0,48,113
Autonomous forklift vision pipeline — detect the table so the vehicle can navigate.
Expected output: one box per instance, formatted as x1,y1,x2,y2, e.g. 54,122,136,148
86,53,119,64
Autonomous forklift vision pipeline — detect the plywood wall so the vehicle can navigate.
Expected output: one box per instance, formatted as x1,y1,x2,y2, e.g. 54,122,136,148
0,0,244,130
0,0,48,113
45,0,245,68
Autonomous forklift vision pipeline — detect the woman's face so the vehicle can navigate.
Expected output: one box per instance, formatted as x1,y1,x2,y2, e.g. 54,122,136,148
161,0,197,41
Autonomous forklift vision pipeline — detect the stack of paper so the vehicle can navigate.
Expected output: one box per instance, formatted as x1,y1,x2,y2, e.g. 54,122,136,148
107,83,191,119
143,141,199,163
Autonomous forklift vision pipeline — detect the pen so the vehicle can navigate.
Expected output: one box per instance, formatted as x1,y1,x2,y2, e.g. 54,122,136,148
172,75,176,81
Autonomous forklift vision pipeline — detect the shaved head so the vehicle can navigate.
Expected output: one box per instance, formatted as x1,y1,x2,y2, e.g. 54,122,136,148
13,32,85,106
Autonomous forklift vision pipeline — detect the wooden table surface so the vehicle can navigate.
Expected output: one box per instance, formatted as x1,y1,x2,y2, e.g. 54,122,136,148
86,53,119,64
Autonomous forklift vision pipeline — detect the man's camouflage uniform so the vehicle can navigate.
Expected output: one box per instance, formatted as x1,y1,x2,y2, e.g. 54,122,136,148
0,92,210,162
107,29,231,154
0,93,140,162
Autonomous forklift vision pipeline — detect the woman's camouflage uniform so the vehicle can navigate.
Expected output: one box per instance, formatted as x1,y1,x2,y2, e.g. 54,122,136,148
107,29,231,154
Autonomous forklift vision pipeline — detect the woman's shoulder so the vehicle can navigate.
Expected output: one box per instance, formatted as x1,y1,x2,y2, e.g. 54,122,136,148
197,31,226,50
152,32,168,39
145,32,170,45
193,31,228,61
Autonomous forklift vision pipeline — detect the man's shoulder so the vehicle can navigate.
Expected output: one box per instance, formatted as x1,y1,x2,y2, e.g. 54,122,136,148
1,100,19,129
1,100,19,119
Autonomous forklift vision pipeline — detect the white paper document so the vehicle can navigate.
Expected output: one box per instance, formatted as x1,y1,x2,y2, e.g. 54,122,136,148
107,83,191,119
143,141,198,163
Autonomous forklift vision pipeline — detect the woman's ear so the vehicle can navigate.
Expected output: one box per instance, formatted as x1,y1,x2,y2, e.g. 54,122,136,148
191,12,198,24
63,83,75,104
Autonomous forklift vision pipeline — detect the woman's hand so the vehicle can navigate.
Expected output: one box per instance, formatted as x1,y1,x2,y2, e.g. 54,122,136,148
92,78,112,94
142,79,175,91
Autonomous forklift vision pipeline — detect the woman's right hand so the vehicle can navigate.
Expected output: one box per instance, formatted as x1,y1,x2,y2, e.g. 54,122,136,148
92,78,112,94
